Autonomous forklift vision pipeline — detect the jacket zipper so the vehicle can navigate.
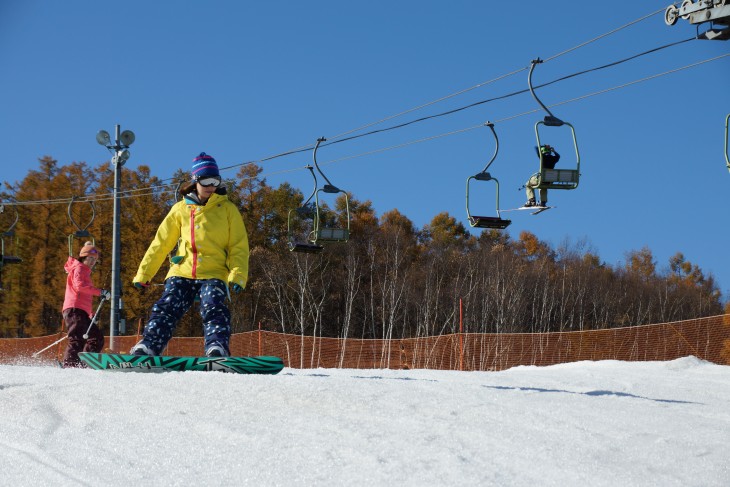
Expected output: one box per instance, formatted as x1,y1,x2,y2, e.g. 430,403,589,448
190,208,197,278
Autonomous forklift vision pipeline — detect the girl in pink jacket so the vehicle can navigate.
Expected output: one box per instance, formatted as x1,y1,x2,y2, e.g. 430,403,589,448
62,241,109,368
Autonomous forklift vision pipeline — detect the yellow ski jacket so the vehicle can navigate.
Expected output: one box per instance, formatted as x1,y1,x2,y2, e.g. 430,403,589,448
133,191,249,288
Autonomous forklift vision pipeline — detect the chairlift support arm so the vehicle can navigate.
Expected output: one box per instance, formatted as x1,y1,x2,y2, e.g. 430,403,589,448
725,113,730,173
478,122,499,174
312,137,341,193
528,59,563,126
0,204,19,236
68,197,96,257
302,165,318,207
465,123,511,229
67,196,96,236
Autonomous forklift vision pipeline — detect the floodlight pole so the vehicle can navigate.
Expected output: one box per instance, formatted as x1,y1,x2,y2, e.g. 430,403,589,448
97,124,133,351
110,125,124,351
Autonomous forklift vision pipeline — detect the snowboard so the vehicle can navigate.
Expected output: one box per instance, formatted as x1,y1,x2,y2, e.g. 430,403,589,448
528,205,554,215
78,352,284,375
502,205,555,215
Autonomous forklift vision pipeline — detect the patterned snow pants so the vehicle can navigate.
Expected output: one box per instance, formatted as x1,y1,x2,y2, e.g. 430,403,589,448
137,277,231,356
63,308,104,368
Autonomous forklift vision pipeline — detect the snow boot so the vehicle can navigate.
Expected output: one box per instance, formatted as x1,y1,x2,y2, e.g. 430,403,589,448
206,344,228,357
130,342,154,356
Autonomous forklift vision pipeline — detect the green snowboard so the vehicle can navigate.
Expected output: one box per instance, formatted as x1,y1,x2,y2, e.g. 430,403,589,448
78,352,284,375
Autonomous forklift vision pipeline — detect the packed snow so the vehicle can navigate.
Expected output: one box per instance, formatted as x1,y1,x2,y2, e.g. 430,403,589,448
0,357,728,486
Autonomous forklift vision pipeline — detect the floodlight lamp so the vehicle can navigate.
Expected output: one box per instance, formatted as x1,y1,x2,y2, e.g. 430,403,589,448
96,130,111,146
120,130,135,146
119,149,131,161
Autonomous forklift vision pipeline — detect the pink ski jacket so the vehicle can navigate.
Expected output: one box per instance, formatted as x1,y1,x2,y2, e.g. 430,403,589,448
62,256,101,316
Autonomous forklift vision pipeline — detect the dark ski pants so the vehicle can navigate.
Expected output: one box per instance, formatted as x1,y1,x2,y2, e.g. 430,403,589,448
63,308,104,368
138,277,231,356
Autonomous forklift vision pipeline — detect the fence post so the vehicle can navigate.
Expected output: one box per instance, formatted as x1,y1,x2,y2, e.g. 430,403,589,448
258,321,262,356
459,298,463,371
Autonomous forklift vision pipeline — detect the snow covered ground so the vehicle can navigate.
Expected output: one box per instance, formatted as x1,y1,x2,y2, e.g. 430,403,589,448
0,357,728,486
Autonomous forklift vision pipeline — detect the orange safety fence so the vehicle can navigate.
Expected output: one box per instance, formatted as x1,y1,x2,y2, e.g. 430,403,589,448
2,314,730,370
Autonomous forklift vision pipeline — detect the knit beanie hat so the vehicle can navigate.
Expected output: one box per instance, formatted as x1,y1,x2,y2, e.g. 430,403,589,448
191,152,220,179
79,241,99,258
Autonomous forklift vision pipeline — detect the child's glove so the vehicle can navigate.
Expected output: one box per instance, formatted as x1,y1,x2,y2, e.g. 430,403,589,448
133,281,150,291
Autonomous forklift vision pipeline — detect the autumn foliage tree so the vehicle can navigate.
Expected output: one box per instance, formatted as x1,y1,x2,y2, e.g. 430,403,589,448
0,157,725,339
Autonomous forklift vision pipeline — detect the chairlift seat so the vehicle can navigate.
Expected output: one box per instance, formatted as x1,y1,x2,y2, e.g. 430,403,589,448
317,228,349,242
2,256,22,265
538,168,579,190
468,216,511,230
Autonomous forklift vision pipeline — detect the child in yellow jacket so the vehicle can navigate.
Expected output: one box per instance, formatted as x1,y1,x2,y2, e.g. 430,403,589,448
131,153,249,357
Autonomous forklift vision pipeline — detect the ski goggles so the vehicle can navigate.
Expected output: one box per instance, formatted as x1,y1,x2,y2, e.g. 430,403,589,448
195,176,222,187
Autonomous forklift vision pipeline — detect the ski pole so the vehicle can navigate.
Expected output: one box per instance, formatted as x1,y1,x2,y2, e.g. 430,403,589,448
83,294,108,339
32,334,68,358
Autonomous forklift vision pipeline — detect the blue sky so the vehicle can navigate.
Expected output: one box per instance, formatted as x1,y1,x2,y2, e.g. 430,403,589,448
1,1,729,300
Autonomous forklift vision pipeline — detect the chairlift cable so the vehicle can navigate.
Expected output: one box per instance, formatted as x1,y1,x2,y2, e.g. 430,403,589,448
301,49,728,173
327,6,667,142
543,7,669,62
315,53,730,168
326,67,529,142
4,51,726,208
538,36,695,90
15,34,697,208
519,52,730,120
321,36,696,150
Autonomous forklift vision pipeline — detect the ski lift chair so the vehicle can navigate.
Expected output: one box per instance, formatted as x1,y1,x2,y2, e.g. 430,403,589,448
287,165,324,253
288,207,324,254
529,59,581,192
0,204,22,269
466,123,511,229
311,137,350,245
535,120,581,191
725,114,730,171
313,188,350,243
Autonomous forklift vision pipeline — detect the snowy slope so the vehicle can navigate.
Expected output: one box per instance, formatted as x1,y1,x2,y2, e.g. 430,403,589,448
0,357,728,486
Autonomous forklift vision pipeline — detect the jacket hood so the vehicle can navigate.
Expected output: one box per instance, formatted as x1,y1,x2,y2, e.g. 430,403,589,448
64,256,82,273
64,255,92,274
